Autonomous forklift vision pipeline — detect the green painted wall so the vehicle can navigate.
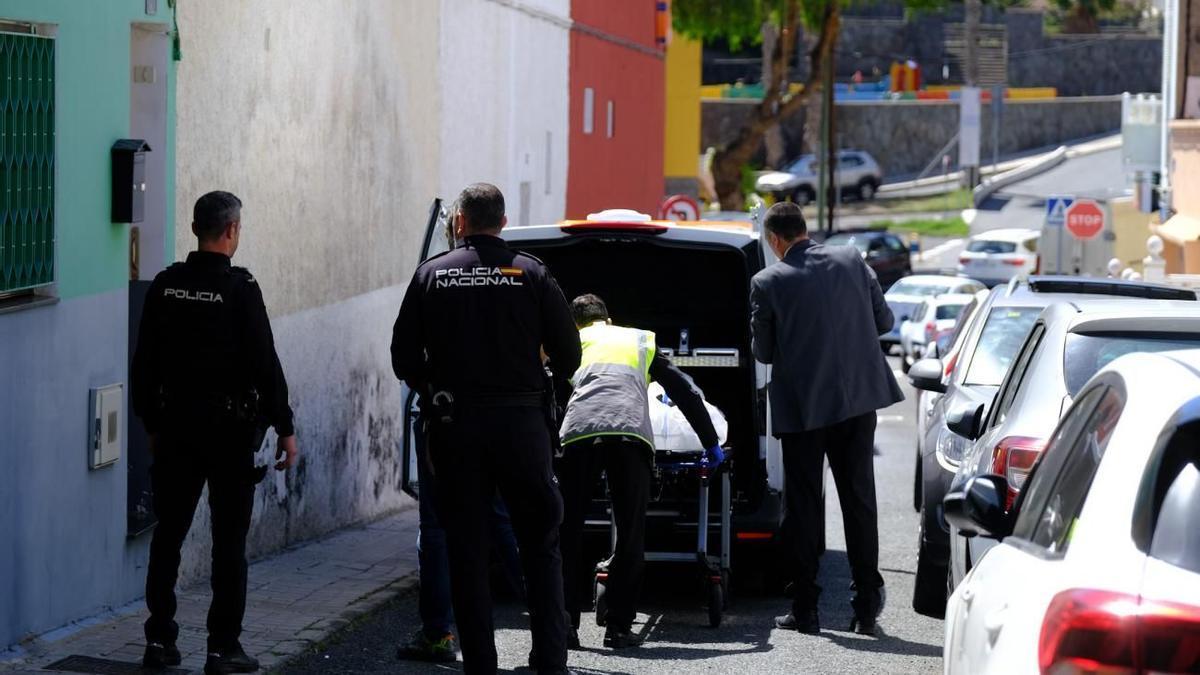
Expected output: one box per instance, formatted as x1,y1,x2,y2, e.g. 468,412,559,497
1,0,175,300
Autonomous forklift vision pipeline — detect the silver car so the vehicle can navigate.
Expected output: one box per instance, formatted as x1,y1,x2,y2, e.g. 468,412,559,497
755,150,883,205
944,299,1200,590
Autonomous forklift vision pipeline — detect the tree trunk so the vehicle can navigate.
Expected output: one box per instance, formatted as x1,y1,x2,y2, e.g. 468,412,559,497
1063,4,1100,33
761,21,787,168
712,1,840,209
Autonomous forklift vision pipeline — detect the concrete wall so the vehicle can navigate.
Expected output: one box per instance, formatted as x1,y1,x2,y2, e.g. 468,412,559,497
701,96,1122,178
438,0,570,226
0,0,175,648
170,0,441,585
704,9,1162,97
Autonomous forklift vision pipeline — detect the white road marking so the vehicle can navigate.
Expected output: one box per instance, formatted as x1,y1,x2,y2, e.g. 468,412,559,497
878,414,906,424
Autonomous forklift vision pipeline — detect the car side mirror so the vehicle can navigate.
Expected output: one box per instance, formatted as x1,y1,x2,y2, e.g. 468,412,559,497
947,402,986,440
944,474,1014,539
907,358,946,394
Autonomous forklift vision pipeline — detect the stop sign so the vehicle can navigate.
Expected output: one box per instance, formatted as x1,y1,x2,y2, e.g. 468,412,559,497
1065,199,1105,240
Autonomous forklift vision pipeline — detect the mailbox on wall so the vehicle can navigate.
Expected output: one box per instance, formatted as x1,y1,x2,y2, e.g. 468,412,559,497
112,139,151,223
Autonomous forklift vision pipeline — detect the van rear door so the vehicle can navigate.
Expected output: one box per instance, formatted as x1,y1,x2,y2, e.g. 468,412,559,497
400,198,452,499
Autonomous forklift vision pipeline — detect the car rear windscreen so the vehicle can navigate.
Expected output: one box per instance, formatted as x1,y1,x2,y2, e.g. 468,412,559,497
936,304,966,320
1064,332,1200,394
888,281,951,297
963,307,1042,386
967,240,1017,254
825,234,868,252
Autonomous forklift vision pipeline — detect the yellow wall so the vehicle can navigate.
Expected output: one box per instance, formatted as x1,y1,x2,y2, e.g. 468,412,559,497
664,34,701,179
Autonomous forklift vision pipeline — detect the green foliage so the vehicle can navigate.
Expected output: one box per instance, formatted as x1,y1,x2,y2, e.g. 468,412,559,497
673,0,770,51
871,216,969,237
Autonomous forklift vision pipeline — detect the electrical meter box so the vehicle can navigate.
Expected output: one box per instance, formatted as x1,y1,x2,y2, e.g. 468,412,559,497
89,384,123,469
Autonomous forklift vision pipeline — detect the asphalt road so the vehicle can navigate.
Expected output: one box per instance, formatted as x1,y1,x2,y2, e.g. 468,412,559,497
908,147,1130,274
278,357,944,675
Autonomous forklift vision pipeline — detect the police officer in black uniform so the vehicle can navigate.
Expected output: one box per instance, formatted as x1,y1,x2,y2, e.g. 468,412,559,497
391,183,581,675
133,191,298,675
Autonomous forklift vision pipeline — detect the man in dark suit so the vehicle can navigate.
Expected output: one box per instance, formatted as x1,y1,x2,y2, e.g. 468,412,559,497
750,202,904,636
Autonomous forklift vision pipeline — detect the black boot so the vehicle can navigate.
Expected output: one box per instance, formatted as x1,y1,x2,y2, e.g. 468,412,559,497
774,607,820,635
850,583,886,636
602,627,644,649
142,642,182,669
204,641,260,674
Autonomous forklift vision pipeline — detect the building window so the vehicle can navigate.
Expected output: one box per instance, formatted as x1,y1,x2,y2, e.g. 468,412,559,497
606,100,615,138
583,87,594,134
0,32,55,295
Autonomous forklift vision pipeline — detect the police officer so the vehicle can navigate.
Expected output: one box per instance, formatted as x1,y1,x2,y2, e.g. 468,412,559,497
391,184,581,675
133,191,297,674
557,294,723,649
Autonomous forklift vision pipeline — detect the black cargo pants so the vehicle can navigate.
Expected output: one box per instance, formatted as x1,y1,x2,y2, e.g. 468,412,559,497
144,429,257,652
558,437,651,633
429,405,569,675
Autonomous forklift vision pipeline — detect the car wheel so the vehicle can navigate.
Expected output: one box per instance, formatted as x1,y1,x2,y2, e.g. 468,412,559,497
791,186,815,206
900,350,912,374
912,505,948,619
858,179,878,201
913,448,922,513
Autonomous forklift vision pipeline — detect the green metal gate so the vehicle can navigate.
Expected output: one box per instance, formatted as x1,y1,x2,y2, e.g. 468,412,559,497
0,31,54,295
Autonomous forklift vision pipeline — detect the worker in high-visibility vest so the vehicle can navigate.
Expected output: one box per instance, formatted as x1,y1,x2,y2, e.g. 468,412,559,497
557,294,723,650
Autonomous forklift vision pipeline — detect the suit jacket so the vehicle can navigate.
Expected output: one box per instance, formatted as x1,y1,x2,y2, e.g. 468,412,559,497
751,239,904,434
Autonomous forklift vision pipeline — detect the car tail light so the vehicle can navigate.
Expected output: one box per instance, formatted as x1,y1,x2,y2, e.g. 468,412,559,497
1039,589,1200,675
990,436,1046,508
1003,257,1028,266
959,256,971,265
925,321,936,342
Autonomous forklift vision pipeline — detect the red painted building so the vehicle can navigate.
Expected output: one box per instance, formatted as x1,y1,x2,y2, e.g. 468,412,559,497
566,1,666,218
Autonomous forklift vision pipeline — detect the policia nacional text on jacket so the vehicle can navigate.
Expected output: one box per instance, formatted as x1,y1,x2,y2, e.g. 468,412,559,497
390,184,581,675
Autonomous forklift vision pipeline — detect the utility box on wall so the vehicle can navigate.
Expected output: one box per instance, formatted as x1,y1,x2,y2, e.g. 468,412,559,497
89,384,123,469
111,139,151,223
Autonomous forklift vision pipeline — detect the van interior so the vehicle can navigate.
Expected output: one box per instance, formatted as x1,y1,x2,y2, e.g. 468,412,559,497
512,233,767,515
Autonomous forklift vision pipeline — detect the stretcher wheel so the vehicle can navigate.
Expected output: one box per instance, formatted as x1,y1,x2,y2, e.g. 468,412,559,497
593,575,608,627
708,582,723,628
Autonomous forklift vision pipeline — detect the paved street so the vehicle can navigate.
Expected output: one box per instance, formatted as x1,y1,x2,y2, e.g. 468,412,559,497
280,357,942,675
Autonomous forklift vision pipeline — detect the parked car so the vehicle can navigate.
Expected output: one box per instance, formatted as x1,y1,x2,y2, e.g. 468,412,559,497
823,230,912,290
944,299,1200,589
905,276,1198,618
881,275,986,353
401,204,785,581
754,150,883,205
898,293,974,373
942,349,1200,675
957,228,1040,286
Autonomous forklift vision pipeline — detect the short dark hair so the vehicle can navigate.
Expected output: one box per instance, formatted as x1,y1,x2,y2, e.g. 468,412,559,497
571,294,609,327
457,183,505,234
763,201,807,240
192,191,242,241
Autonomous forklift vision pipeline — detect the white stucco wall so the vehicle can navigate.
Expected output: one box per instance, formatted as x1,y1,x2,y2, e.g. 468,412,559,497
438,0,570,225
171,0,440,582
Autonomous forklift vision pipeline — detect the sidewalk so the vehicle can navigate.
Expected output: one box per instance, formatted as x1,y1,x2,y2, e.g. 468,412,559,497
0,508,419,674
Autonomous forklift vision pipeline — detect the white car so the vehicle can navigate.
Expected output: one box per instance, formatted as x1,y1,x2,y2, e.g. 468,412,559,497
899,293,974,373
942,349,1200,675
957,229,1040,287
882,275,986,353
754,150,883,205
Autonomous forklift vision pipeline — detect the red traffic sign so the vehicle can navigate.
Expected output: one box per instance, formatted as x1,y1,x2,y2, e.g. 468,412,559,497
1065,199,1105,240
659,194,700,222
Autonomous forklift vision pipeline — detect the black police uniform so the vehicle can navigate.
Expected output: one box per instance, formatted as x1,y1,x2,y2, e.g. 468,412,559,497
391,234,581,675
132,251,294,654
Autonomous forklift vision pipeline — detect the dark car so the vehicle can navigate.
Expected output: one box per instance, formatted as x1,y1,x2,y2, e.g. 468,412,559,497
905,276,1199,619
823,230,912,290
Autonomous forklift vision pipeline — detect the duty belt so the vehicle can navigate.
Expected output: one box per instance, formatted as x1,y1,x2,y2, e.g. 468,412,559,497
453,391,545,408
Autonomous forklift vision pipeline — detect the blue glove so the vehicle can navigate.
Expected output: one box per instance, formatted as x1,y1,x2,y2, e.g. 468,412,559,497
704,445,725,469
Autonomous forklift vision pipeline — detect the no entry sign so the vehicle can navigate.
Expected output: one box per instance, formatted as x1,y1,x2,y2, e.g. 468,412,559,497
1065,199,1105,241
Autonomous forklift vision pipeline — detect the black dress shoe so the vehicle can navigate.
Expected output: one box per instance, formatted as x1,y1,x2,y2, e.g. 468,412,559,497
142,642,182,669
775,608,820,635
568,627,582,650
204,642,260,674
849,615,877,636
602,628,644,649
850,583,885,636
